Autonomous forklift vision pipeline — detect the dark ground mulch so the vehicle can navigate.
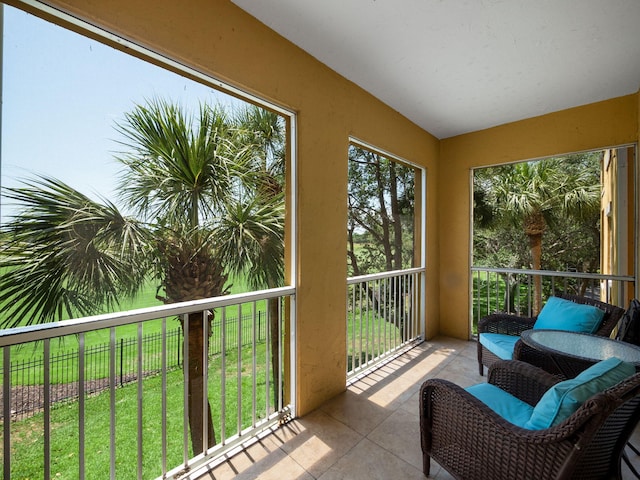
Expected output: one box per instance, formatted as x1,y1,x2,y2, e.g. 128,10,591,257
0,374,139,421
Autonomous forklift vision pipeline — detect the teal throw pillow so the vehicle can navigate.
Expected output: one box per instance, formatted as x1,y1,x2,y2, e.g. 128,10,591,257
524,357,635,430
533,296,605,333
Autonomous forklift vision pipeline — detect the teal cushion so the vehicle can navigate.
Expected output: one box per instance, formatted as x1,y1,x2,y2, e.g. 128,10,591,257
533,296,605,333
466,383,534,428
479,333,519,360
525,357,635,430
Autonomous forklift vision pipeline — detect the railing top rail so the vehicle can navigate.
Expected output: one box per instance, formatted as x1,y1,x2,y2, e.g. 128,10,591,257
471,266,634,282
347,267,425,285
0,286,295,348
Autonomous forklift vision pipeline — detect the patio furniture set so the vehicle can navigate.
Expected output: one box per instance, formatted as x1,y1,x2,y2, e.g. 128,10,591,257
420,294,640,479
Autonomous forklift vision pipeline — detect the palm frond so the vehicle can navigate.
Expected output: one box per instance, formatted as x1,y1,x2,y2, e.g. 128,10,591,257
0,176,149,327
214,194,285,289
114,98,241,227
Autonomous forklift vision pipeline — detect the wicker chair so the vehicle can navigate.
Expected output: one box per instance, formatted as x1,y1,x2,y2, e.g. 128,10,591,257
477,294,626,376
616,299,640,345
420,360,640,480
615,298,640,478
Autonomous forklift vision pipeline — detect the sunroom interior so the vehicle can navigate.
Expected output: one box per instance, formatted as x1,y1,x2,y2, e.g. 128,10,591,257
2,0,640,478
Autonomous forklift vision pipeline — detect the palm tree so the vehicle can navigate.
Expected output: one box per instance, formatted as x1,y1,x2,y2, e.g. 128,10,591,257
0,98,286,455
488,156,600,313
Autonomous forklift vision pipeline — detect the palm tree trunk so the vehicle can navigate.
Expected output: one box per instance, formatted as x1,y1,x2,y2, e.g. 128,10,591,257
389,161,403,270
184,312,216,454
499,273,518,313
373,157,394,271
529,233,543,314
393,278,406,342
268,298,281,411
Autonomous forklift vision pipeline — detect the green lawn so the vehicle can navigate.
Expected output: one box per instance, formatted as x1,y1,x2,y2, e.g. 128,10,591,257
1,273,268,384
346,308,403,371
0,276,399,478
2,343,275,480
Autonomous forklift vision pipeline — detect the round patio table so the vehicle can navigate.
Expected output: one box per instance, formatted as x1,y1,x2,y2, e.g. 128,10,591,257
520,329,640,379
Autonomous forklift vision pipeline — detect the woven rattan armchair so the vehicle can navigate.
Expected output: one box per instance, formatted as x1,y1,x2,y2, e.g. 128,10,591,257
477,294,626,376
420,360,640,480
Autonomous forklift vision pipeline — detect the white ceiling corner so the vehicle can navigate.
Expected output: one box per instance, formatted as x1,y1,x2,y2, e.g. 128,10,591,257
231,0,640,139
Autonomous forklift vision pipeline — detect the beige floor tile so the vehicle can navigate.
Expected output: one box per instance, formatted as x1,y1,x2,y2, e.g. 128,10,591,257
399,388,421,414
319,389,392,436
407,349,459,379
232,454,313,480
367,407,423,470
622,436,640,479
197,437,288,479
360,372,421,410
278,410,363,478
317,438,424,480
431,462,456,479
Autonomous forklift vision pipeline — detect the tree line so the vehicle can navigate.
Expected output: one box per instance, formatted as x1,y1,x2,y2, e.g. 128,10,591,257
473,152,602,313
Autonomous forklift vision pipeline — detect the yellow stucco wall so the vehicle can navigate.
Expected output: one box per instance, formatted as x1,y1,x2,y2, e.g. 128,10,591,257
438,94,639,339
10,0,639,415
19,0,440,415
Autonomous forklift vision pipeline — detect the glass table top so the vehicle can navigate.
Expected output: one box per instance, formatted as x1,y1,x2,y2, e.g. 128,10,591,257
521,329,640,365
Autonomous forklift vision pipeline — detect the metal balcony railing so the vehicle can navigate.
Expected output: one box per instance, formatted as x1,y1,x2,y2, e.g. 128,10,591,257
0,286,295,480
347,268,425,379
471,266,635,333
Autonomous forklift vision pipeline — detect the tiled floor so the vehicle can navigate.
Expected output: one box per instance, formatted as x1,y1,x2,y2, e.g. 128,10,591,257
194,336,640,479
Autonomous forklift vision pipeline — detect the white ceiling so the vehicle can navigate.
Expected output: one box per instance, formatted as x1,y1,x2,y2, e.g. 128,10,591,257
231,0,640,139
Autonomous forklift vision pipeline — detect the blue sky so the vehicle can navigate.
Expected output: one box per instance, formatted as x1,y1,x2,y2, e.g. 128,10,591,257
1,5,238,222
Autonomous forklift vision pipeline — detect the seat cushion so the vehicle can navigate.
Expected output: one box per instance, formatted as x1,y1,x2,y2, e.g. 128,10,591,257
466,383,534,428
524,357,635,430
479,333,520,360
533,296,605,333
